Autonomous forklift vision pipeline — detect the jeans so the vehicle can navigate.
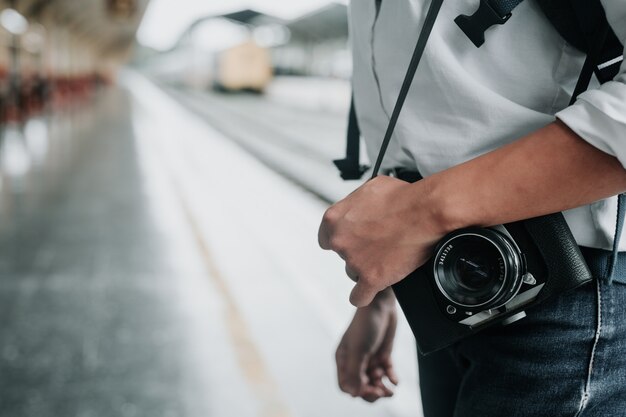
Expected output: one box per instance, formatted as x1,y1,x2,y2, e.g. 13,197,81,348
418,279,626,417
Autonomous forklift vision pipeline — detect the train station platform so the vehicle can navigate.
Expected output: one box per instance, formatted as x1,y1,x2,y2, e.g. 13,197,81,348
0,73,420,417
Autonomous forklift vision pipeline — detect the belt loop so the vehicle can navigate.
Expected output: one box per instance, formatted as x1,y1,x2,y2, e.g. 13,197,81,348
606,194,626,283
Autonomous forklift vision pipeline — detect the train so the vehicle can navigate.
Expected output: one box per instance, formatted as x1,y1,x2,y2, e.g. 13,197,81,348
214,40,272,92
140,18,274,93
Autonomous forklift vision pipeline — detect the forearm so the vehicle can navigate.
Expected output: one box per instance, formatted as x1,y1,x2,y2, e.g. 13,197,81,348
421,121,626,233
320,121,626,307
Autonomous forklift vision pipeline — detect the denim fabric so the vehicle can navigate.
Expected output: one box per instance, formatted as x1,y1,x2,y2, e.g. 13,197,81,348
418,280,626,417
581,246,626,285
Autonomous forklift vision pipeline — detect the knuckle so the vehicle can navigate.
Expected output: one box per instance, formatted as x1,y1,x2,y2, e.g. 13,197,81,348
322,206,339,224
358,271,374,286
347,261,367,279
335,346,344,361
345,265,357,281
329,235,345,252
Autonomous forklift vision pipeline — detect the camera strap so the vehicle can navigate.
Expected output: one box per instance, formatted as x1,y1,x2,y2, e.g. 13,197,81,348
370,0,445,178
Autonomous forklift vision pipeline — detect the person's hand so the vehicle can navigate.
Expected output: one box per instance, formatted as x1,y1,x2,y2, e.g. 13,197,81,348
336,289,399,402
319,175,448,307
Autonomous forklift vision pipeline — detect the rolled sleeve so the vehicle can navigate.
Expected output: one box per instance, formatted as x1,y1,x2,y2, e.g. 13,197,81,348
556,0,626,168
557,81,626,168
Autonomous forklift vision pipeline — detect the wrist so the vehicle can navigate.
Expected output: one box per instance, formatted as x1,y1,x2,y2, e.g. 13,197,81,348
406,176,462,239
370,287,396,312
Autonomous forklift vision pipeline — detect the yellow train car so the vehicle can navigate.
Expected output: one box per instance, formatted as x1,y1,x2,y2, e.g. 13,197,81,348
214,40,272,93
146,38,273,93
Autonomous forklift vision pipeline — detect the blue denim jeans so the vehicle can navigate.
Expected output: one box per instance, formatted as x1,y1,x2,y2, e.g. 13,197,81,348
417,278,626,417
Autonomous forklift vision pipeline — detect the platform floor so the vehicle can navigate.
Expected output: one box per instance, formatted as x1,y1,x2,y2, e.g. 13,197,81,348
0,73,421,417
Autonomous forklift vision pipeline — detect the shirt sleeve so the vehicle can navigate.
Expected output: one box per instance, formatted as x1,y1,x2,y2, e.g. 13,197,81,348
555,0,626,168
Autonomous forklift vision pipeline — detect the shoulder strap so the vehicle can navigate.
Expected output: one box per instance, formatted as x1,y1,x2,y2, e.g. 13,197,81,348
537,0,622,88
333,97,369,180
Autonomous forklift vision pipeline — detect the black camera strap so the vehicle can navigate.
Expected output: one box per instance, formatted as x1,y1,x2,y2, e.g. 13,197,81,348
334,0,445,180
370,0,445,178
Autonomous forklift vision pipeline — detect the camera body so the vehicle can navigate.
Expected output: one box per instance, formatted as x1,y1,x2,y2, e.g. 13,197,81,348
392,213,593,355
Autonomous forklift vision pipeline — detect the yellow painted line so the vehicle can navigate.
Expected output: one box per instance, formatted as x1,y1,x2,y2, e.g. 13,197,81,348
129,75,294,417
172,177,293,417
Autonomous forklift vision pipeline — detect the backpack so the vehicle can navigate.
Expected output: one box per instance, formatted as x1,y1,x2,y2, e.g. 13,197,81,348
335,0,624,180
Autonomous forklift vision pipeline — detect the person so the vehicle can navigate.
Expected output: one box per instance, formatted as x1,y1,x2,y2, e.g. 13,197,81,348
318,1,626,416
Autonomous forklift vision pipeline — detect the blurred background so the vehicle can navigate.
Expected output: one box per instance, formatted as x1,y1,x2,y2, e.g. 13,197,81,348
0,1,422,416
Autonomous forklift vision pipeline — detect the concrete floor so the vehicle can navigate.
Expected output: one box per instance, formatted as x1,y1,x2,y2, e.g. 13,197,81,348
0,73,421,417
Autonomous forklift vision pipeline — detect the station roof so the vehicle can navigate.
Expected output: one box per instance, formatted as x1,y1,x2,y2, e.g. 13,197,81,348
167,9,284,52
185,9,284,32
220,9,266,25
169,3,347,51
286,3,347,42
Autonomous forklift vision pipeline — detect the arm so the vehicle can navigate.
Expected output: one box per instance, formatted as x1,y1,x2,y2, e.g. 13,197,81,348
319,121,626,307
336,288,398,402
430,120,626,230
321,0,626,307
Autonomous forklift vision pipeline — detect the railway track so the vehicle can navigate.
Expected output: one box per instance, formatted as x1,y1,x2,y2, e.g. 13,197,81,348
163,85,367,204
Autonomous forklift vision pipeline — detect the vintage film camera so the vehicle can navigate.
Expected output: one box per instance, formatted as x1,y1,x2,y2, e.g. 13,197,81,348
392,213,593,355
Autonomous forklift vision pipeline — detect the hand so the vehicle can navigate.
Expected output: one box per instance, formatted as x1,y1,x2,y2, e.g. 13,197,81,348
319,176,448,307
336,290,399,402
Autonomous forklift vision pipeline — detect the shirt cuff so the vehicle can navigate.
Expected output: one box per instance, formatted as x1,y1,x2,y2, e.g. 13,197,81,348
556,80,626,169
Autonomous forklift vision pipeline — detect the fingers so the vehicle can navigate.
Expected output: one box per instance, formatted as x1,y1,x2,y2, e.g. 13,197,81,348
318,205,342,250
318,222,331,250
350,280,378,307
359,366,395,402
360,385,389,403
340,349,369,397
379,314,399,386
384,360,399,386
345,265,358,282
368,367,395,394
337,346,397,401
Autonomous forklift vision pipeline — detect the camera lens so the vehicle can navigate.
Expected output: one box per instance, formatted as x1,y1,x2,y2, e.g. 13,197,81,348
455,247,501,290
433,228,523,309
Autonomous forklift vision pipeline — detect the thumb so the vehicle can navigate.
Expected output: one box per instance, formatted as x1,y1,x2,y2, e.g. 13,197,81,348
342,351,370,396
350,281,377,307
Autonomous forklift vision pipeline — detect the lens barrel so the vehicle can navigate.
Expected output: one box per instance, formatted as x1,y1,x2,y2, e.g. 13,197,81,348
433,228,524,310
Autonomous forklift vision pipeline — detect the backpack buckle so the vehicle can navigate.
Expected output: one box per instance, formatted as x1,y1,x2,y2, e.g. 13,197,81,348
455,0,511,48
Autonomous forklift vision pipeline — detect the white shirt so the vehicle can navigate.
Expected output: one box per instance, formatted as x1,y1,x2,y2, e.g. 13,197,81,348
349,0,626,251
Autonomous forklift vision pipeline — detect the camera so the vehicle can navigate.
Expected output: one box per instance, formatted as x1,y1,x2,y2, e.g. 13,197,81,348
392,213,593,355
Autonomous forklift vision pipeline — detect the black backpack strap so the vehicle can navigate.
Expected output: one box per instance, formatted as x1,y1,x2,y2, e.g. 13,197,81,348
571,0,622,85
563,0,626,282
536,0,622,85
333,96,369,180
567,0,622,102
570,23,611,104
